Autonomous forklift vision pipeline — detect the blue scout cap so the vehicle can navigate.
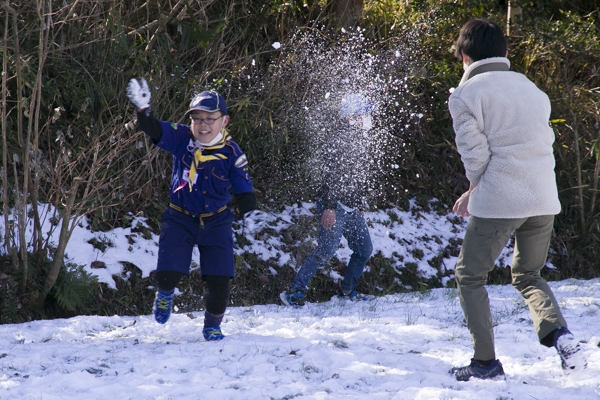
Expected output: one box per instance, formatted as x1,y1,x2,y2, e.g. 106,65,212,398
338,93,374,119
185,91,227,117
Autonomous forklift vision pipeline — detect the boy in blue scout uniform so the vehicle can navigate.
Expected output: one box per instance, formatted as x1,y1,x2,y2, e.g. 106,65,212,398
126,79,261,341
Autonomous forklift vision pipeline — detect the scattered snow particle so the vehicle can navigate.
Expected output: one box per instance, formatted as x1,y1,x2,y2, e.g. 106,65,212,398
272,42,281,49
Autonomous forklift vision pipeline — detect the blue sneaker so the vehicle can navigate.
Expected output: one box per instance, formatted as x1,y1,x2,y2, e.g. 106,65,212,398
153,290,174,324
203,326,225,341
280,290,305,307
450,359,505,381
338,288,368,301
554,327,587,374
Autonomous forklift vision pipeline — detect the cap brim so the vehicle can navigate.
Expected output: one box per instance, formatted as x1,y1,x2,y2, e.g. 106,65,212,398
184,107,223,117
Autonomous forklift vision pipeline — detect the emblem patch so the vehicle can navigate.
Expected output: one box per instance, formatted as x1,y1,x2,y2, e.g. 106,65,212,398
182,168,197,184
170,123,178,130
234,154,248,168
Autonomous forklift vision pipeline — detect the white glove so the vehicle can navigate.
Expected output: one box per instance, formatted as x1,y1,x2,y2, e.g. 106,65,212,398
244,210,269,235
126,78,152,110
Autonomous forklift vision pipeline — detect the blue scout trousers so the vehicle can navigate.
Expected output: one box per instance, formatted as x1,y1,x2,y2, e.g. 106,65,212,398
455,215,567,361
290,202,373,294
156,207,235,277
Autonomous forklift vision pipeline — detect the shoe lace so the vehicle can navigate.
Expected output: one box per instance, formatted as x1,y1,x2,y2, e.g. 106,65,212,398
206,327,222,334
156,297,171,310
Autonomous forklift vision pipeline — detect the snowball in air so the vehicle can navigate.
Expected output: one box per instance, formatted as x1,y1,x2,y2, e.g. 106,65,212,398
272,42,281,49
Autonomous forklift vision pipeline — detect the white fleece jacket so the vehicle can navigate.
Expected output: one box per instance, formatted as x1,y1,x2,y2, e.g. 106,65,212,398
448,57,561,218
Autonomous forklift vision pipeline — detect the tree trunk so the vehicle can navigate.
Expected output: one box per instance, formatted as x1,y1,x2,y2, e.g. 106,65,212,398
38,178,83,308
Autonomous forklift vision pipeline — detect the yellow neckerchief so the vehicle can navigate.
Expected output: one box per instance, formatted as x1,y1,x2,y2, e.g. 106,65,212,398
188,129,230,191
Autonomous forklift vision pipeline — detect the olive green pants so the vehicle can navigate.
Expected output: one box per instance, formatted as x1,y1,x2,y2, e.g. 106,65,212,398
455,215,567,361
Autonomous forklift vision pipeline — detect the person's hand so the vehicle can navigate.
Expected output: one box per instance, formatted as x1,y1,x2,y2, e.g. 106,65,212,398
453,191,471,217
126,78,152,111
321,209,336,230
243,210,269,235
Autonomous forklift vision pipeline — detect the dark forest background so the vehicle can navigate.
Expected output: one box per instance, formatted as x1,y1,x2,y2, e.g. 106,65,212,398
1,0,599,322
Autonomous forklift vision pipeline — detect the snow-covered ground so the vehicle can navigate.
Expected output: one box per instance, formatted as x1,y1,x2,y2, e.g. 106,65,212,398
0,202,598,399
0,279,598,399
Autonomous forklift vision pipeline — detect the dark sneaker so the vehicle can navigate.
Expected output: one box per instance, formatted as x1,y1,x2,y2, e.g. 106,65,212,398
279,291,306,308
338,288,368,301
153,290,174,324
280,290,305,307
554,327,587,374
203,326,225,341
450,359,505,382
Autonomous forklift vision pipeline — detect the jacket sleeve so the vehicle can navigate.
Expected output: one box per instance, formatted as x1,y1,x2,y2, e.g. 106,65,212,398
320,184,337,210
318,158,339,210
449,96,490,185
228,145,257,217
234,192,258,216
136,109,163,142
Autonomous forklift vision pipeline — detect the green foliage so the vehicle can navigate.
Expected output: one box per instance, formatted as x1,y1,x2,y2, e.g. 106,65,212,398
508,10,600,278
96,262,155,317
50,264,99,313
0,0,599,322
0,255,100,322
0,271,21,324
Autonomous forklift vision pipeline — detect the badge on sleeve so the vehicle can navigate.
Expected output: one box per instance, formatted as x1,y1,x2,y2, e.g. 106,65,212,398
234,154,248,168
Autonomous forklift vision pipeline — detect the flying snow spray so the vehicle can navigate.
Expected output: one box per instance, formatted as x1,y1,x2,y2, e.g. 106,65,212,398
232,26,424,206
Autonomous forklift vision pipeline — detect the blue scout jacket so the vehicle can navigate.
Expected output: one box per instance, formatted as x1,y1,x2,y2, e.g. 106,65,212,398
156,121,254,216
135,109,257,218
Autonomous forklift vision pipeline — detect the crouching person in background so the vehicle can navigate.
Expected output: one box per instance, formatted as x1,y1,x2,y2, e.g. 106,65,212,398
280,93,374,308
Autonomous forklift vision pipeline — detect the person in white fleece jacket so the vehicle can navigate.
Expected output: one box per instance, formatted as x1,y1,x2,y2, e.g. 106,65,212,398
448,19,586,382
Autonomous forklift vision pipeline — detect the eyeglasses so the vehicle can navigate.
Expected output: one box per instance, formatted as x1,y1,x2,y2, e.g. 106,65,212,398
190,115,223,125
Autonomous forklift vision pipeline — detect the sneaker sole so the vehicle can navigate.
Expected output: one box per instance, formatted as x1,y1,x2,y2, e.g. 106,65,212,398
280,292,304,308
454,373,506,382
336,295,371,302
205,336,225,342
280,292,292,307
559,340,588,374
450,368,506,382
563,354,588,374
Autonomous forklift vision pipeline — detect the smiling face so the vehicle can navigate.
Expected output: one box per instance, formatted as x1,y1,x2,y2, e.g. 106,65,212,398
189,110,229,143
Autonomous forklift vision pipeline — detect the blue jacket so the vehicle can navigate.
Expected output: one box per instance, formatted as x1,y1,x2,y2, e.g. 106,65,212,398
135,110,257,217
156,121,254,215
319,126,368,211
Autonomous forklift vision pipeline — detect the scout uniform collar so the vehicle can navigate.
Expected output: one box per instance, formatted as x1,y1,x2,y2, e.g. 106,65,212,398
188,129,230,191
